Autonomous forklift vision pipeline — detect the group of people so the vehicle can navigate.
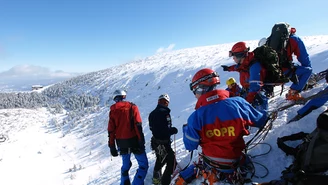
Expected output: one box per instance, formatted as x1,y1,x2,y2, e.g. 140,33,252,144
107,90,178,185
222,24,313,114
106,22,328,185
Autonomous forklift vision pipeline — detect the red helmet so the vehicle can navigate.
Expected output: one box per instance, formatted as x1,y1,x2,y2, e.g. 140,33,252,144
229,42,249,57
190,68,220,92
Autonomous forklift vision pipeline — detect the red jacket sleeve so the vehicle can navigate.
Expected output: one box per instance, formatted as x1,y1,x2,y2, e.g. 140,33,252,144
107,109,116,147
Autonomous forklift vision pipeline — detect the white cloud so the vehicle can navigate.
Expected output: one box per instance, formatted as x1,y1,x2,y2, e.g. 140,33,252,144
0,65,78,79
156,43,176,53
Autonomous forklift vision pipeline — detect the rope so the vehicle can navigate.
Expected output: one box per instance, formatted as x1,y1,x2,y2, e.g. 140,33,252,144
247,143,272,179
245,113,275,153
252,161,269,178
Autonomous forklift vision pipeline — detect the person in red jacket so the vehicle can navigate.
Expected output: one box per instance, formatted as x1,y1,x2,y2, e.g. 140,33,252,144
108,89,149,185
175,68,268,185
225,77,245,98
222,42,269,113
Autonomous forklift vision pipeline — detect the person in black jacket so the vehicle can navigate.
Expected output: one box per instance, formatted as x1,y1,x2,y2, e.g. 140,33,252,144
149,93,178,185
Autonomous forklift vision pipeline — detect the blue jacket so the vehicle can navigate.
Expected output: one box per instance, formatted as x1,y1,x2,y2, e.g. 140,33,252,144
183,89,267,160
288,34,312,68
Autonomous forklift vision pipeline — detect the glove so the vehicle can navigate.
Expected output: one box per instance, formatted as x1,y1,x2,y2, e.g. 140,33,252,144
110,146,118,157
221,65,229,71
170,127,178,135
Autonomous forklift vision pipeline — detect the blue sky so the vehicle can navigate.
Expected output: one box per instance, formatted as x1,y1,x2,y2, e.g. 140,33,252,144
0,0,328,73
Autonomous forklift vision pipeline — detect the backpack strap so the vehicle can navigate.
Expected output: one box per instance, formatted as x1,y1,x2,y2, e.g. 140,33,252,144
303,131,319,170
129,102,135,131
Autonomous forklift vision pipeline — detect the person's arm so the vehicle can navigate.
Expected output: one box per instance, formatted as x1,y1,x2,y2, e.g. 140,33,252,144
183,112,200,151
238,98,267,128
288,36,311,67
108,110,116,147
246,62,262,103
222,64,238,72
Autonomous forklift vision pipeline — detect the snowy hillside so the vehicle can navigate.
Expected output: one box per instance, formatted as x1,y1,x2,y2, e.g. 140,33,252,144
0,35,328,185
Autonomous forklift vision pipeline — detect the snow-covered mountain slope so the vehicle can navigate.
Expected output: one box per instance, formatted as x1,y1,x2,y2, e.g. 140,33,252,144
0,35,328,185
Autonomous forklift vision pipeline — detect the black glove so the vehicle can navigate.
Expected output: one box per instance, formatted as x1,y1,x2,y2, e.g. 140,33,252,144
221,65,229,71
110,146,118,157
170,127,178,135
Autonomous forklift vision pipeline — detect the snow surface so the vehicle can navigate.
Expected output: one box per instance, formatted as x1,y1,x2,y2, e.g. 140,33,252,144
0,35,328,185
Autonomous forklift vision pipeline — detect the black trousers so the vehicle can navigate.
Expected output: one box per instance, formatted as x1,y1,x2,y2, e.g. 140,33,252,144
153,145,176,185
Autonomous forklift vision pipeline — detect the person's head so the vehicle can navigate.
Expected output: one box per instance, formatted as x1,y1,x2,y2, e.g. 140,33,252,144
190,68,220,99
112,89,127,102
226,77,236,89
229,42,250,64
158,93,170,107
317,110,328,131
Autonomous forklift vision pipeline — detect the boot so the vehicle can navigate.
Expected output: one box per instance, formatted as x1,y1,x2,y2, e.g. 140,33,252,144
285,89,304,101
152,170,162,185
175,176,187,185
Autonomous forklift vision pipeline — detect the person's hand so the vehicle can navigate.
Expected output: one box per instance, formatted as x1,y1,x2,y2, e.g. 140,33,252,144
171,127,178,135
221,65,229,71
110,147,118,157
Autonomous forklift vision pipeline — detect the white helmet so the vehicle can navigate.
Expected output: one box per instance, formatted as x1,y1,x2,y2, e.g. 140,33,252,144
158,93,170,103
112,89,127,100
258,37,267,47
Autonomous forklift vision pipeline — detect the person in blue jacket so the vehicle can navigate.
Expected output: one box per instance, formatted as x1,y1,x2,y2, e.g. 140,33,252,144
288,72,328,123
175,68,268,185
222,41,269,114
284,27,313,101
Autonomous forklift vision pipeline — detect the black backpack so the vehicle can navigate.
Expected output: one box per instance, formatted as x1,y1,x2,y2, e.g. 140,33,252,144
266,22,293,69
252,45,289,84
277,129,328,184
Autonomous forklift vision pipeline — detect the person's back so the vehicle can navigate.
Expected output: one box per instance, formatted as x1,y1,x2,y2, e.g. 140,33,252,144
176,68,268,185
287,34,311,68
110,101,140,148
148,94,178,185
108,90,148,185
149,105,173,140
186,91,266,159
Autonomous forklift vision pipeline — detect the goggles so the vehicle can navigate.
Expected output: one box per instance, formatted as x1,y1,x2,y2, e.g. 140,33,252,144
229,51,246,58
189,72,219,91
